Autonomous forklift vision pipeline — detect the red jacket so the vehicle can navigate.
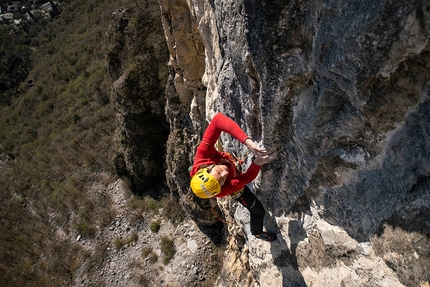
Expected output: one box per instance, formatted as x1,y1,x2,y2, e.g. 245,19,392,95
190,113,261,198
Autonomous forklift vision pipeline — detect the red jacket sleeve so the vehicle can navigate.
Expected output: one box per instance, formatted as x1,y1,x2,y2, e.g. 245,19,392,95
191,113,249,175
215,162,261,198
197,112,249,155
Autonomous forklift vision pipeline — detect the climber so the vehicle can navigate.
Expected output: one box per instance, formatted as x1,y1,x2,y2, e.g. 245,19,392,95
190,112,277,242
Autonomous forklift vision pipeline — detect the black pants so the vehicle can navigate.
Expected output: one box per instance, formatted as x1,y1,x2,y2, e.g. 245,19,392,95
236,185,266,235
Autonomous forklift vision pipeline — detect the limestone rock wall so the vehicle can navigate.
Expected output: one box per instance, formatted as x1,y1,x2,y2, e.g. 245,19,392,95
161,0,430,286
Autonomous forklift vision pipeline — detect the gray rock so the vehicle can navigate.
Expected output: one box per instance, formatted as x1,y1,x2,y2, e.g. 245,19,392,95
159,0,430,286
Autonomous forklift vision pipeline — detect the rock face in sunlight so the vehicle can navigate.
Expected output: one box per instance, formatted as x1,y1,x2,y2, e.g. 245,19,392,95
160,0,430,286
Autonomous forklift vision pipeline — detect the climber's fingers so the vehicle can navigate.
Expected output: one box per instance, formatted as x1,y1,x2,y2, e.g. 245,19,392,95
245,139,268,156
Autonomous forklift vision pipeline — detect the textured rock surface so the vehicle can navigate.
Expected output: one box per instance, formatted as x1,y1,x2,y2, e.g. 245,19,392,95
160,0,430,286
106,4,170,195
160,0,224,226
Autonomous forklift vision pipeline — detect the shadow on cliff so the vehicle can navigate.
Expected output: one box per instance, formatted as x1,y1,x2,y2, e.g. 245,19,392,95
266,197,309,287
318,99,430,242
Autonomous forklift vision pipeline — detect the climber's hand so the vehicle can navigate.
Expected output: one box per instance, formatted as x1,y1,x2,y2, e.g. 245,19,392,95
245,138,267,156
253,152,278,166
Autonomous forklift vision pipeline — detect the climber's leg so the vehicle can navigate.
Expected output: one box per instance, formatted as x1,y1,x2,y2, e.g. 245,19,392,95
236,185,266,235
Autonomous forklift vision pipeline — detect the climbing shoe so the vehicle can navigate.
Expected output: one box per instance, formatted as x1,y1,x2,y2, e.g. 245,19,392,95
255,232,277,242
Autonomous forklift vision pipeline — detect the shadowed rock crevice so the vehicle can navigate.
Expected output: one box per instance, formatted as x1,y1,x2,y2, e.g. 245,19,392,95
106,5,170,196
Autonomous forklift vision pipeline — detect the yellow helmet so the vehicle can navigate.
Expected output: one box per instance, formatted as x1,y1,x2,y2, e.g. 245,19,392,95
190,168,221,198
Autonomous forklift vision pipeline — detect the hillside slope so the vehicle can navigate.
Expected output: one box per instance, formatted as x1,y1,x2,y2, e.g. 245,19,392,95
1,1,221,286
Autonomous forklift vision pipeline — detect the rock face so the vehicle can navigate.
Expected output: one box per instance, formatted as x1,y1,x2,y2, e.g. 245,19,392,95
159,0,430,286
106,4,170,195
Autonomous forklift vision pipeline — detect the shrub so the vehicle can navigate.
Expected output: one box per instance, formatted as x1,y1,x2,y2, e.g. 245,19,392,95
81,248,92,258
85,243,108,274
141,246,152,258
125,231,139,245
138,274,150,287
141,246,158,264
74,220,96,237
127,196,161,217
114,238,124,251
161,196,184,226
116,232,139,250
148,253,158,264
150,221,161,233
160,236,176,265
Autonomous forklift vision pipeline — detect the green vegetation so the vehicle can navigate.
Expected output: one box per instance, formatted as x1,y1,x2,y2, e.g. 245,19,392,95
141,246,158,264
114,237,125,251
141,246,152,258
160,236,176,265
0,0,134,285
0,27,31,105
113,231,139,251
149,252,159,264
150,221,161,233
138,274,151,286
127,195,184,225
0,0,182,285
126,231,139,244
161,196,185,226
127,195,162,215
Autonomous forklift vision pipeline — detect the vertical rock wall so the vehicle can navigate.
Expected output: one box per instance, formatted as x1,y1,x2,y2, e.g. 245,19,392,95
106,4,170,195
161,0,430,286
